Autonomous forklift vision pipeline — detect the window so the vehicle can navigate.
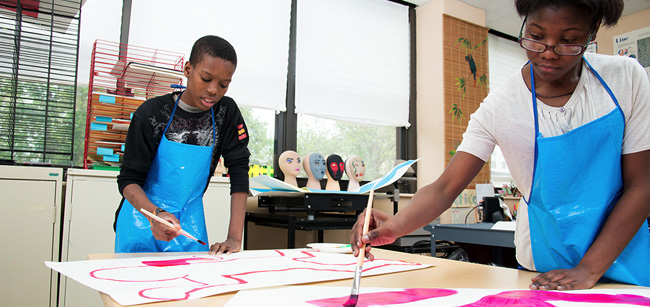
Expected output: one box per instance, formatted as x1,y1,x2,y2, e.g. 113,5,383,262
0,0,82,166
296,114,396,180
10,0,413,172
293,0,411,180
125,0,291,173
241,107,275,169
487,32,528,187
74,0,122,167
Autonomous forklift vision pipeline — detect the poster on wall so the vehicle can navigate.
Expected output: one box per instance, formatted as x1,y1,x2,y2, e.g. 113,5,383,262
613,26,650,79
442,14,491,189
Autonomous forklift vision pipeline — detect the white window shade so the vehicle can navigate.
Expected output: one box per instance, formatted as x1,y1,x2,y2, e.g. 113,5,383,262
128,0,291,112
488,33,527,91
295,0,410,127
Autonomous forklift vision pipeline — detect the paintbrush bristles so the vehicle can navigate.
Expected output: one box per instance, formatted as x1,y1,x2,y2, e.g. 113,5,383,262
342,295,358,307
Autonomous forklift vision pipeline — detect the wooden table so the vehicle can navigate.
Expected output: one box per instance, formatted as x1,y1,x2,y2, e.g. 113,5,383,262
90,248,643,307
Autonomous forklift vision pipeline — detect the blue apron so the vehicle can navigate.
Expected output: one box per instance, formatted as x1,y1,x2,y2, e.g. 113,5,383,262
526,58,650,286
115,93,215,253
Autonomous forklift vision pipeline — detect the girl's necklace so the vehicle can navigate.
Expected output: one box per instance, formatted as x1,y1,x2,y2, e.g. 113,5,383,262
535,91,574,99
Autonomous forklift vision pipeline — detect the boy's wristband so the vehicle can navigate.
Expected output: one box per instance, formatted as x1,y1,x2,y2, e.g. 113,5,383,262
151,208,167,223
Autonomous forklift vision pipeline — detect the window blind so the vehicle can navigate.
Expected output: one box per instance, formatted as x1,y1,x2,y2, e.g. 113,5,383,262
487,33,527,91
295,0,410,127
0,0,81,165
127,0,292,112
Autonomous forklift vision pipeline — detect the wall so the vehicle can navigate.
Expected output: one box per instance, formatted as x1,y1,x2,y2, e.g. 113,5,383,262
415,0,486,189
595,8,650,55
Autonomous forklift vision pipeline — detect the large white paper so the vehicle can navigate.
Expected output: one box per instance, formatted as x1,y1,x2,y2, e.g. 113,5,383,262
249,159,420,196
45,249,429,306
226,286,650,307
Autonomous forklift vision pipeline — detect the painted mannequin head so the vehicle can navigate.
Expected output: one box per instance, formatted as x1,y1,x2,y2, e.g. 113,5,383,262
303,152,326,190
305,153,326,180
326,154,345,181
278,150,301,186
345,155,365,183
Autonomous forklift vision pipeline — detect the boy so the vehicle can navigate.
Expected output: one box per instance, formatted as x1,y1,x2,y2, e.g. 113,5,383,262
114,35,250,255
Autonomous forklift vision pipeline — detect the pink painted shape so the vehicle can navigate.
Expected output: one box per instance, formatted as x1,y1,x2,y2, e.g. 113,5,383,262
86,250,427,303
459,290,650,307
306,288,457,306
142,257,213,267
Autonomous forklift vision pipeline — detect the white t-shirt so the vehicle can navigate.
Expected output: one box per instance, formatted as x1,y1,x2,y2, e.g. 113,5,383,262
456,53,650,270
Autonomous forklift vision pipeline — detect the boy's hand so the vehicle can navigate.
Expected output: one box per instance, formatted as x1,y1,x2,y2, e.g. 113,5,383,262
150,211,181,241
209,238,241,255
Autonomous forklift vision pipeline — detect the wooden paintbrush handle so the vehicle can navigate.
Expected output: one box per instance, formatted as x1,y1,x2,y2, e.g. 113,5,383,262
357,190,375,267
140,208,199,242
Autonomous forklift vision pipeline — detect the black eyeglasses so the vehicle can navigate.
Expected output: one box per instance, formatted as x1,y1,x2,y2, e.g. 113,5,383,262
518,16,594,56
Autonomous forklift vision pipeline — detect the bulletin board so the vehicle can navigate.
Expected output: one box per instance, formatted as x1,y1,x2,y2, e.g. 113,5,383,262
443,14,491,188
613,26,650,79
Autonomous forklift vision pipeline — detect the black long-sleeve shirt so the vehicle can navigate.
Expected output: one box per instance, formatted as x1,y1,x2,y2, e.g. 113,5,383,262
117,92,250,197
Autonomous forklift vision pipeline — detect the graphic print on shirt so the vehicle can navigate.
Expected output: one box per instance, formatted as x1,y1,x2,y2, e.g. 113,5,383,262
166,112,214,146
148,103,171,147
148,103,226,149
237,123,247,140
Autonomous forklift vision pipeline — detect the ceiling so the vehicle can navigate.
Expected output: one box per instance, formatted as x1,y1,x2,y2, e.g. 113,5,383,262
403,0,650,37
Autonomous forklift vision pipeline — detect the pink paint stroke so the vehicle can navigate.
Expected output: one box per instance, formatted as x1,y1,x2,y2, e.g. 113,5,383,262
86,250,425,303
308,289,650,307
459,290,650,307
307,288,458,306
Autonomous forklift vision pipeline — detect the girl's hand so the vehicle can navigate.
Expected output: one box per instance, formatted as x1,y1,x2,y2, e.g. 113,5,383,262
209,238,241,255
530,266,600,290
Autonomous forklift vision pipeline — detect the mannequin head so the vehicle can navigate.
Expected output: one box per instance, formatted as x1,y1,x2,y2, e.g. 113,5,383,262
304,153,326,180
326,154,345,181
278,150,301,178
345,155,365,183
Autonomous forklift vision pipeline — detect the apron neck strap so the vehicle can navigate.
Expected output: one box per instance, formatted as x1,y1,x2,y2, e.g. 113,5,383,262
163,92,216,143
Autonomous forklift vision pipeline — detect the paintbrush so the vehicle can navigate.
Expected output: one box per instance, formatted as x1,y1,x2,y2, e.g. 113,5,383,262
343,190,375,307
140,208,207,245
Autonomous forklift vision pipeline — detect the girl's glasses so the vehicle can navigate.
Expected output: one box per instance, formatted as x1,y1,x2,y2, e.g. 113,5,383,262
518,16,594,56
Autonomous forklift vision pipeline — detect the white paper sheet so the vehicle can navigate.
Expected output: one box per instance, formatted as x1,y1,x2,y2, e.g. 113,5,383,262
45,249,430,306
475,183,494,204
491,221,516,231
225,286,650,307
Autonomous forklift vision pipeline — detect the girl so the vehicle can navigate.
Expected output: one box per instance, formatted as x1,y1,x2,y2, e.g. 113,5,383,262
351,0,650,290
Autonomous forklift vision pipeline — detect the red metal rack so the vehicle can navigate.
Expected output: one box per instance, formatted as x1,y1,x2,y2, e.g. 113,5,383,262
83,40,185,169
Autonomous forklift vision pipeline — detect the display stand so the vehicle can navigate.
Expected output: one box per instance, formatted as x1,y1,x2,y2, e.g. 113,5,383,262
83,40,185,169
244,193,370,249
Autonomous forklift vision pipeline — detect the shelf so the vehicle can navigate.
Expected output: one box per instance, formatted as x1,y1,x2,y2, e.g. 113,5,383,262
83,40,186,169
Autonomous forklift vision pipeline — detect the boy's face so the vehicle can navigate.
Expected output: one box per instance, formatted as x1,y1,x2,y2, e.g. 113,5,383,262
182,55,236,111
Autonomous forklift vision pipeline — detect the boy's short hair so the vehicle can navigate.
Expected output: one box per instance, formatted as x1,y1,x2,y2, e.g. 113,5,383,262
189,35,237,67
515,0,624,27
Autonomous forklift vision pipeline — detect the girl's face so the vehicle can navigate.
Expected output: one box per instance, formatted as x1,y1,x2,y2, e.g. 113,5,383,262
183,55,236,111
522,6,595,84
